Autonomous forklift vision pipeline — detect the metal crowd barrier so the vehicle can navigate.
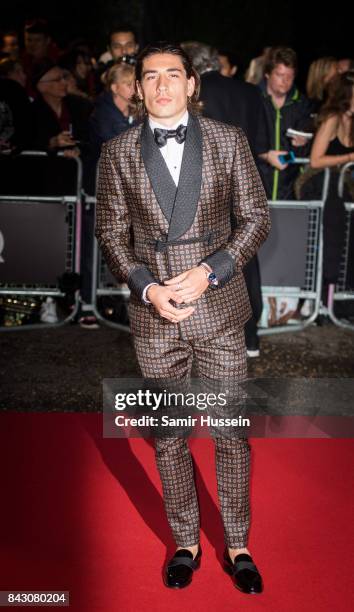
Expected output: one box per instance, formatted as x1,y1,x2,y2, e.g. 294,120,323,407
90,160,330,336
89,208,130,332
0,151,82,331
3,152,352,336
258,162,329,335
327,161,354,330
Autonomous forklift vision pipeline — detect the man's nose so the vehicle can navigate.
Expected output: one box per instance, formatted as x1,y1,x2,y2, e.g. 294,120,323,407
156,75,169,91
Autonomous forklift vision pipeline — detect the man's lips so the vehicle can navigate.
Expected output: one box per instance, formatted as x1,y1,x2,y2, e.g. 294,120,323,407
156,97,172,105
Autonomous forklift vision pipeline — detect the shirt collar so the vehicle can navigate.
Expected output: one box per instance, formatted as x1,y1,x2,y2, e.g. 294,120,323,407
149,110,189,132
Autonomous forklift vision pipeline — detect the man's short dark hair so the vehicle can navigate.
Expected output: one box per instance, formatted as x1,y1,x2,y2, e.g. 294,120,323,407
134,41,201,118
109,24,137,43
264,46,297,76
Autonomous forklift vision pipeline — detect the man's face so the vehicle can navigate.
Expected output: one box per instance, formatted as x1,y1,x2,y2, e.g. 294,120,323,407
37,67,68,99
266,63,295,96
136,53,195,126
110,31,137,59
24,32,49,58
2,35,19,58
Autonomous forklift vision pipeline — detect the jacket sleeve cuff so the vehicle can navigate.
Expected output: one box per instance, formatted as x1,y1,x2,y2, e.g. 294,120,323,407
200,249,236,288
128,266,160,301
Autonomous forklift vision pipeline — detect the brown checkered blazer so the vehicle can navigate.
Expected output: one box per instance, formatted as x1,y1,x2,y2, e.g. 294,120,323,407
95,114,270,341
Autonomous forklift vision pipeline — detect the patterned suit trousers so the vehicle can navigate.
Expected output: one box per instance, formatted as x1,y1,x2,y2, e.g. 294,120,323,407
133,326,251,548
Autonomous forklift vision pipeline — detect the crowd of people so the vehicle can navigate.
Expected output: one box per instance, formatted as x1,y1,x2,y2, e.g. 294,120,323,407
1,18,354,344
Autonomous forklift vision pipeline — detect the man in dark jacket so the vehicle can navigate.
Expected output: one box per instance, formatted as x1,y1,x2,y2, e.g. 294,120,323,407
183,41,268,356
257,46,313,201
199,62,265,160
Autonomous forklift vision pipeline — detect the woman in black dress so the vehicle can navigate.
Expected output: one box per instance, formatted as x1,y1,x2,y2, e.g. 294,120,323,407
310,71,354,296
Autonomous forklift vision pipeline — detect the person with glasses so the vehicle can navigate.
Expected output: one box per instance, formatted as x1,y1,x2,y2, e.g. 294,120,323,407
30,58,92,157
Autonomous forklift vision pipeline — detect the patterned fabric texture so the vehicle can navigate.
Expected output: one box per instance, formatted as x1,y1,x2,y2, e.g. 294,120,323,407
95,114,270,341
95,113,270,548
134,326,251,548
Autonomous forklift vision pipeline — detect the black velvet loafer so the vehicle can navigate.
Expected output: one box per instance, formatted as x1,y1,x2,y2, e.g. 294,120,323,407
223,549,263,594
164,545,202,589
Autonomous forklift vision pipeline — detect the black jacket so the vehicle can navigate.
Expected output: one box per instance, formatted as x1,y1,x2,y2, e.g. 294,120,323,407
199,70,266,161
257,79,313,200
30,93,93,151
0,78,33,150
89,90,133,161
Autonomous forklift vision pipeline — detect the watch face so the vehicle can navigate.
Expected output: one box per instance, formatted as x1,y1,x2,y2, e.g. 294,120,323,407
208,272,218,287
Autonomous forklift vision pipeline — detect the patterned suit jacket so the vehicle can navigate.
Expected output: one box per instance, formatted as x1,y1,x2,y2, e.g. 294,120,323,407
95,113,270,341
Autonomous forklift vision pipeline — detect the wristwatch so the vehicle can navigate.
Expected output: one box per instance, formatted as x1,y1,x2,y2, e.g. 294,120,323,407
206,271,218,287
199,262,219,288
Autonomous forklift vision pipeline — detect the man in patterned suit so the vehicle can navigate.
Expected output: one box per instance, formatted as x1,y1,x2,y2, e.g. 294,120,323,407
95,42,270,593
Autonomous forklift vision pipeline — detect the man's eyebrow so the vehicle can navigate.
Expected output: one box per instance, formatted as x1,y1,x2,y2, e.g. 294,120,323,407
142,67,183,76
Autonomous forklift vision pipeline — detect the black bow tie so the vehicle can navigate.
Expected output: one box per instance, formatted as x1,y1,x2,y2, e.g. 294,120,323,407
153,124,187,147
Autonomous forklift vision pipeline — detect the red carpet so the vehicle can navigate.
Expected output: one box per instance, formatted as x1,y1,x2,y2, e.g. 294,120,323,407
0,413,353,611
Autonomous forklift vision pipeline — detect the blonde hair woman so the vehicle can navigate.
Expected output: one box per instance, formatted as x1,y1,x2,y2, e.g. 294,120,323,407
89,60,136,158
306,57,338,110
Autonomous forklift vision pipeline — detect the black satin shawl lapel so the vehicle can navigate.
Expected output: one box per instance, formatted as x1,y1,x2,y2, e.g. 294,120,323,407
140,118,177,223
167,113,203,241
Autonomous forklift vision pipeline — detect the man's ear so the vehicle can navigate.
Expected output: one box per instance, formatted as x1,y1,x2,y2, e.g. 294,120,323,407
136,80,143,100
187,75,195,97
